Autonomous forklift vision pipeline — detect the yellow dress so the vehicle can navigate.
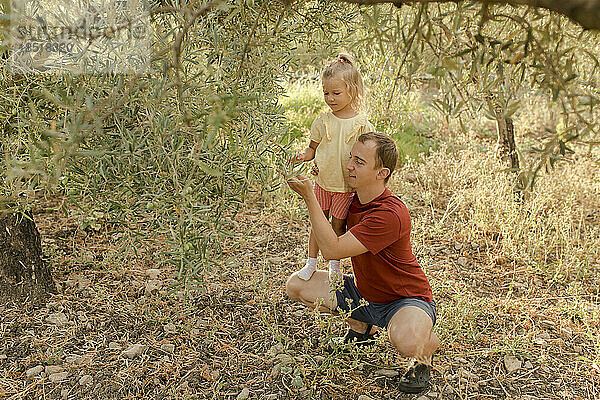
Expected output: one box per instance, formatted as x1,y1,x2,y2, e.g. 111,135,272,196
310,111,375,193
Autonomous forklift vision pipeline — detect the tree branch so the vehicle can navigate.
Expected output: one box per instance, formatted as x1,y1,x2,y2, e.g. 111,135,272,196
333,0,600,30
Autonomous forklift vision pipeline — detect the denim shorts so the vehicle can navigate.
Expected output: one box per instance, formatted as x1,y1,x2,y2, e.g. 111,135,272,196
334,274,437,328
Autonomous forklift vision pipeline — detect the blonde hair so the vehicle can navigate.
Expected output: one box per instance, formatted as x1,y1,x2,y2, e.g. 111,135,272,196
322,52,366,113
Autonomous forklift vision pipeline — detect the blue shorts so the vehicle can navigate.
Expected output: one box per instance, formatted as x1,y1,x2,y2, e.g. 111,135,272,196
334,274,437,328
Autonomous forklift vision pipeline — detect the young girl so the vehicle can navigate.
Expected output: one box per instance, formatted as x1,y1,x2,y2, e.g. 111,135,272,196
296,52,375,284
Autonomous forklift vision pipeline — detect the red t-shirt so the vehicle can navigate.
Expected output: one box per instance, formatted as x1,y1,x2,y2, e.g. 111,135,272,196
348,188,433,303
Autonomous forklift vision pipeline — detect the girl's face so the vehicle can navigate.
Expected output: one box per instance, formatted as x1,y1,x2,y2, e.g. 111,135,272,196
322,77,354,117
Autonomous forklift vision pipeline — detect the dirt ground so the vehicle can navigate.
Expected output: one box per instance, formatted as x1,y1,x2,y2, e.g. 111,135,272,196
1,195,599,400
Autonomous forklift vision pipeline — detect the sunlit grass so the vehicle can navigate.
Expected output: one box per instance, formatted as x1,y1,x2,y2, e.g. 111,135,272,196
280,80,437,163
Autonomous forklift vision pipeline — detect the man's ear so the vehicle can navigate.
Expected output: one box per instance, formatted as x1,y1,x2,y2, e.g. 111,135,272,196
377,168,390,181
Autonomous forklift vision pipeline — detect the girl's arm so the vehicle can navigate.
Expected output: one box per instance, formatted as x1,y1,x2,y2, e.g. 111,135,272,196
300,140,319,161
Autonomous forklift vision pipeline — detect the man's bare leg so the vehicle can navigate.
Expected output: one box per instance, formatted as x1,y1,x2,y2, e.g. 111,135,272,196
387,305,439,393
286,270,337,312
387,306,438,364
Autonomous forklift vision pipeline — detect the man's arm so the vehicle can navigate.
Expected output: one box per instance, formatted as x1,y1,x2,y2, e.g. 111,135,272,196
286,175,368,260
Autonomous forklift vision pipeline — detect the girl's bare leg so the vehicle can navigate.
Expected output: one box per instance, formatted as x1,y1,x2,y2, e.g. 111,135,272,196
298,210,329,280
328,216,346,284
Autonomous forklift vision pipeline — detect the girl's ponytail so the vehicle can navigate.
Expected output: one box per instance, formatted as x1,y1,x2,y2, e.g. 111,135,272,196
336,52,355,66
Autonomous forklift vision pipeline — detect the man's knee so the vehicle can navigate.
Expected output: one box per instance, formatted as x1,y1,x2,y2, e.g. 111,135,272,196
387,307,434,356
285,273,303,301
388,329,423,356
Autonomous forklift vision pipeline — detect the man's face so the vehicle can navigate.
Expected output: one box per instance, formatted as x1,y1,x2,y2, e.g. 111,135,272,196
346,140,381,189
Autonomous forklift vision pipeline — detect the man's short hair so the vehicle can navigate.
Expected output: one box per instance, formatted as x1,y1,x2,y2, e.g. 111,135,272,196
357,132,398,183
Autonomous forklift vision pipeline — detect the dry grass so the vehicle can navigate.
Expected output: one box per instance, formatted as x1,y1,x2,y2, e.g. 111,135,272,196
1,134,599,399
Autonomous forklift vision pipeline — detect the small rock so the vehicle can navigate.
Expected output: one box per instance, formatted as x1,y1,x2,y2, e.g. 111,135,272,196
540,319,555,328
47,312,68,326
145,279,162,295
374,369,399,378
65,279,77,288
538,332,551,340
458,367,477,379
492,255,507,265
237,387,250,400
524,361,534,369
122,344,145,359
178,380,189,390
76,311,88,322
0,354,7,360
76,355,93,365
49,371,69,383
267,257,284,265
79,374,93,386
456,357,468,364
270,364,282,378
298,389,310,399
164,323,177,333
534,338,547,346
504,355,521,373
145,269,161,279
457,257,468,267
313,356,325,364
210,370,220,380
108,342,121,350
274,354,293,365
540,365,551,374
195,319,209,328
428,392,439,397
263,395,278,400
26,365,44,379
454,243,463,251
416,396,429,400
358,396,374,400
560,327,573,338
161,343,175,353
45,365,65,375
267,343,284,356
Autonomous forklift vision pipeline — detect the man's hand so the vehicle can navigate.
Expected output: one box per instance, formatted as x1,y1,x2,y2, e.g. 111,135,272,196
286,174,313,199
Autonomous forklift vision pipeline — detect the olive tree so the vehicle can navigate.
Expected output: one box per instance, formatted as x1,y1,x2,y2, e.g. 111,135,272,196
349,1,599,188
0,0,352,301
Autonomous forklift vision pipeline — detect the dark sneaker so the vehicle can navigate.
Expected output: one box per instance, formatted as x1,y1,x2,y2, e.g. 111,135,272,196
397,362,431,394
326,324,378,353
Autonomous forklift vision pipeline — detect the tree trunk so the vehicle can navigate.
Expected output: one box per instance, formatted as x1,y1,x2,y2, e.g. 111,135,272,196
496,116,519,170
0,211,56,303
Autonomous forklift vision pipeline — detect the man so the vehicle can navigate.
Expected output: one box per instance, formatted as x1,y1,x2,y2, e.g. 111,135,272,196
285,132,439,394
